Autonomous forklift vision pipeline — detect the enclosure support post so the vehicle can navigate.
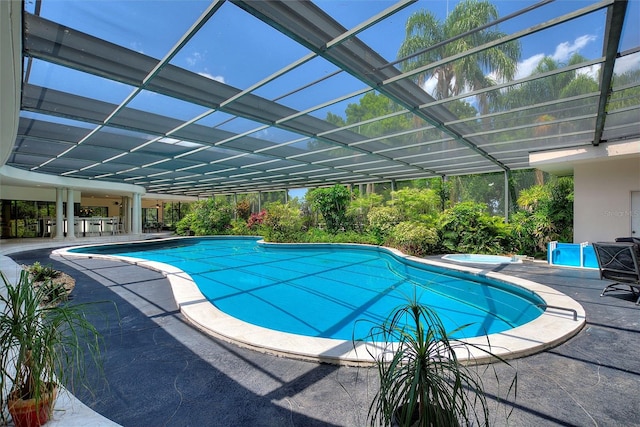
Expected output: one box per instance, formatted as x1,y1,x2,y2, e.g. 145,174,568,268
504,171,509,222
132,193,141,234
55,188,64,239
66,188,76,239
234,193,238,220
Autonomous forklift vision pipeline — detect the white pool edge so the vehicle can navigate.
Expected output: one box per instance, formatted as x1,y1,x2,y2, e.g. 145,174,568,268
441,253,523,264
53,237,586,366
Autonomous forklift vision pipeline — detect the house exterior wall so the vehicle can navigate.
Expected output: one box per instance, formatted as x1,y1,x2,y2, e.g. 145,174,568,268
0,185,82,203
574,157,640,243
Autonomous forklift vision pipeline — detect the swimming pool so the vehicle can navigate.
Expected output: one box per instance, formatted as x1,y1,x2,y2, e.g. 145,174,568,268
58,237,586,365
69,237,541,340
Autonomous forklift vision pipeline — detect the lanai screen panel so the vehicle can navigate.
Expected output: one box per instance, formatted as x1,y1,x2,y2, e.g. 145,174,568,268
10,0,638,196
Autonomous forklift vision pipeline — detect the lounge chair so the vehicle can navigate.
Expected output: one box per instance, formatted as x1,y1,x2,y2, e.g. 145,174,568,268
592,242,640,305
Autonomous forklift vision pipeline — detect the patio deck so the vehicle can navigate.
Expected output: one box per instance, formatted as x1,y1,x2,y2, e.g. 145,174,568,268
1,237,638,426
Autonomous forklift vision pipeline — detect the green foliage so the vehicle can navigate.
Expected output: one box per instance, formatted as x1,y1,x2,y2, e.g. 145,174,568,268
162,202,192,229
609,69,640,111
449,173,506,215
347,193,384,231
439,201,512,254
235,199,251,222
300,228,378,245
26,262,60,283
512,177,574,256
175,198,233,236
361,298,515,427
259,202,303,243
228,219,251,236
325,111,346,126
0,271,104,423
484,53,599,165
26,263,68,305
447,99,478,119
247,210,267,230
170,173,573,257
306,185,353,234
38,281,68,305
367,206,402,244
389,188,440,225
387,222,439,257
398,0,520,114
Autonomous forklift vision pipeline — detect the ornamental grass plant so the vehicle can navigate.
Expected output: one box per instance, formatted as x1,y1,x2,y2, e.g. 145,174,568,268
0,270,103,426
358,298,516,427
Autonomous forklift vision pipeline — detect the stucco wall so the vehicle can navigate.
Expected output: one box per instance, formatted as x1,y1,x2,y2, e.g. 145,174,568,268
574,157,640,243
0,0,21,166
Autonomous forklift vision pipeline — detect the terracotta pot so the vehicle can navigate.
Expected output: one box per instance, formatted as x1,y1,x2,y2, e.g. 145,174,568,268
8,386,57,427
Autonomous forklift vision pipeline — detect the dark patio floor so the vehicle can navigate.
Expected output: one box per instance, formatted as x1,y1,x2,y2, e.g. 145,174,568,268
6,245,640,427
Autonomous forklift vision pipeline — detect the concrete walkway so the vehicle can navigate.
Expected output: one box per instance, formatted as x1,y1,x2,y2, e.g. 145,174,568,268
2,237,639,426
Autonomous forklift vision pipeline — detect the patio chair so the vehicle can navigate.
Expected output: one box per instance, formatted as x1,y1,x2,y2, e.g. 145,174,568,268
592,242,640,305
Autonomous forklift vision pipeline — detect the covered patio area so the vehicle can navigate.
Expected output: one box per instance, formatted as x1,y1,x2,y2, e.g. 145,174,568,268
2,239,638,426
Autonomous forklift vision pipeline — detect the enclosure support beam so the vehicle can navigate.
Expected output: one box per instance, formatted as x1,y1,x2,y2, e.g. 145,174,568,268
593,0,627,146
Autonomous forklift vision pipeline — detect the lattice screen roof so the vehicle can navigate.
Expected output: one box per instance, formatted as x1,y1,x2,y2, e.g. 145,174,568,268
10,0,639,197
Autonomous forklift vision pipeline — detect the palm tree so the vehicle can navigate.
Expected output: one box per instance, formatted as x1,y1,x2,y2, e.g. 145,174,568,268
495,53,597,112
397,0,520,114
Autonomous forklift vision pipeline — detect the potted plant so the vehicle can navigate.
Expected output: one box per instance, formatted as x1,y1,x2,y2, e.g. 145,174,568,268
359,298,516,427
0,270,102,427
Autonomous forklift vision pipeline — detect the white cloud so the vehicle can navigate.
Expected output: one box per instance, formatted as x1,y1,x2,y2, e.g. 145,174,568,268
198,72,225,84
515,53,545,80
421,75,439,97
514,35,597,80
552,34,597,62
614,54,640,75
186,52,204,67
576,64,600,80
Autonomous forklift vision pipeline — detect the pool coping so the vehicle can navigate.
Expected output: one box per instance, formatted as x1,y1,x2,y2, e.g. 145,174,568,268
441,253,524,265
53,237,586,366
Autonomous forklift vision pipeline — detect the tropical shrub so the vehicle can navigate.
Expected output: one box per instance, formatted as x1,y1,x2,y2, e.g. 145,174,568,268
439,201,512,254
301,228,378,245
387,221,439,257
247,210,267,230
228,219,251,236
367,206,402,244
175,198,233,236
347,192,384,231
259,201,303,243
306,184,352,233
235,199,251,221
512,177,574,256
25,262,72,305
26,261,60,282
389,188,440,225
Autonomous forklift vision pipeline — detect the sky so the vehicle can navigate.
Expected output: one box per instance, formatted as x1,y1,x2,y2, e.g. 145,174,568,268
29,1,624,86
28,0,638,97
27,0,639,111
23,0,640,197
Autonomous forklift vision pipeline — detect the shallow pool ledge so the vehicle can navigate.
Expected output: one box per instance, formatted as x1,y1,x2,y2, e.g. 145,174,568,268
53,240,586,366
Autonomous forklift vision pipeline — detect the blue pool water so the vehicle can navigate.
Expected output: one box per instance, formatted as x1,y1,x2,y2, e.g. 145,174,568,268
548,242,598,268
72,237,544,341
